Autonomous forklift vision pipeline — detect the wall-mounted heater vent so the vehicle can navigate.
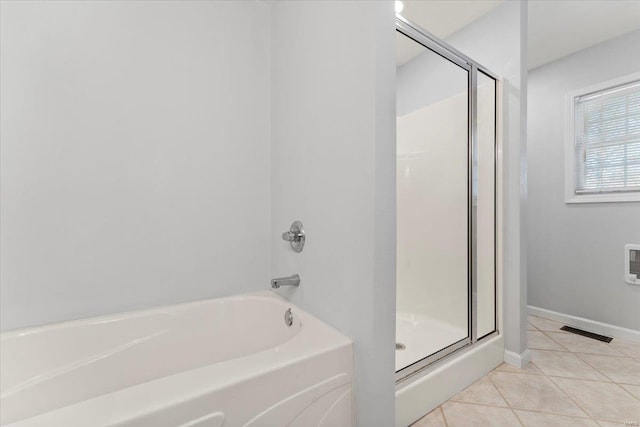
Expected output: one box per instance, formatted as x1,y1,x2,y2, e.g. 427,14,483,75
625,244,640,286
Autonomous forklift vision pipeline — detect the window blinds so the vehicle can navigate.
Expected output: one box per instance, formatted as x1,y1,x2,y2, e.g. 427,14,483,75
574,80,640,194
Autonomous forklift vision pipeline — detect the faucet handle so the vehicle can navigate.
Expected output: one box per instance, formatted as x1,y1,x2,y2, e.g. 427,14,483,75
281,221,305,253
282,231,301,242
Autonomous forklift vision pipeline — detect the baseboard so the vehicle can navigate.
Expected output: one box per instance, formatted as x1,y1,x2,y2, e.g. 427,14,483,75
528,305,640,343
504,348,531,369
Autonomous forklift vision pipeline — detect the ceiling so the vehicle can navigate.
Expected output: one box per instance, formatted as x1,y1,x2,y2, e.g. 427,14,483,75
396,0,504,66
399,0,504,40
528,0,640,70
396,0,640,70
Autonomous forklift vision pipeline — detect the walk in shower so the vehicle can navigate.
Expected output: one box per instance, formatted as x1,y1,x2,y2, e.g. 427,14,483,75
395,16,498,379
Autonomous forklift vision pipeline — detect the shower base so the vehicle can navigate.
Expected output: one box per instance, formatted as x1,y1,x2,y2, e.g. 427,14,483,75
395,311,467,372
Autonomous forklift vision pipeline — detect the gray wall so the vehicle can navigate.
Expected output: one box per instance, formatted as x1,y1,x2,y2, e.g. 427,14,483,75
270,1,396,426
527,30,640,331
0,1,272,331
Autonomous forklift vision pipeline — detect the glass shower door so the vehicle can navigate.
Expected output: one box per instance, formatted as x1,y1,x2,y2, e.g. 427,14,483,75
396,31,470,372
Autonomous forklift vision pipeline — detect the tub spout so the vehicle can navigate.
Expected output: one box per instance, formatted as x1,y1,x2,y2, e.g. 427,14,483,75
271,274,300,289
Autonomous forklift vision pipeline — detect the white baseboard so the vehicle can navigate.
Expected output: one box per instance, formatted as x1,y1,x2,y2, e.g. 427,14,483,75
504,348,531,369
528,305,640,343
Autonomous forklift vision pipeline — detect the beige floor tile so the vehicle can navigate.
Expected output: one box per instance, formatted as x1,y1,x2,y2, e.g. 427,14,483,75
578,354,640,385
551,377,640,423
527,315,566,332
451,376,508,406
494,362,543,375
514,410,599,426
545,332,623,356
418,316,640,427
609,339,640,358
441,401,521,427
529,331,567,351
489,371,587,417
411,407,447,427
532,349,609,381
621,384,640,400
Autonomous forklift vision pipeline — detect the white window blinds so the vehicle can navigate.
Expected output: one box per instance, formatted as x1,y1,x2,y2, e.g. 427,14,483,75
574,79,640,194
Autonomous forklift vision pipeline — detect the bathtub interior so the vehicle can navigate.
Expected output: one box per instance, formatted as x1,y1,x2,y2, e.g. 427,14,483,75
0,294,306,424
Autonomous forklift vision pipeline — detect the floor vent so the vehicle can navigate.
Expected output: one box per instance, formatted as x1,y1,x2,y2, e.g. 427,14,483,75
560,326,613,343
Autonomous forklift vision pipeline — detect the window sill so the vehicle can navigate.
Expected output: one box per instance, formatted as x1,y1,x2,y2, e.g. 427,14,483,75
565,192,640,204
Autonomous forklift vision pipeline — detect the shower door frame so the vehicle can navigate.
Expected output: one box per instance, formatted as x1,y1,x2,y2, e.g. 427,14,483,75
395,15,500,383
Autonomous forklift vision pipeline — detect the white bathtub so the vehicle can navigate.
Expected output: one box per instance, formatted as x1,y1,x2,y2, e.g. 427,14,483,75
0,291,353,426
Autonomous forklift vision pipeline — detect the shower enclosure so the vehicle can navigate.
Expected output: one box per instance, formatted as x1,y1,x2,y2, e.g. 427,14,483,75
395,16,498,379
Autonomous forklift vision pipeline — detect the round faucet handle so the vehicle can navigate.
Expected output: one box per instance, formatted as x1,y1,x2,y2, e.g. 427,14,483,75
281,221,305,253
282,231,298,242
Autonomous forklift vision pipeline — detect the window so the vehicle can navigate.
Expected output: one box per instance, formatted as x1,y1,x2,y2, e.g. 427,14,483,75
565,72,640,203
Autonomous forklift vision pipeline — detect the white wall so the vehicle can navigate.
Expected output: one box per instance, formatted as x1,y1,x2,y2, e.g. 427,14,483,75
0,0,272,331
270,1,396,426
528,30,640,331
444,1,529,362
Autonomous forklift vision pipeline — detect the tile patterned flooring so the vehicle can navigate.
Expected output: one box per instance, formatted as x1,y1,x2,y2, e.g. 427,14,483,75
411,315,640,427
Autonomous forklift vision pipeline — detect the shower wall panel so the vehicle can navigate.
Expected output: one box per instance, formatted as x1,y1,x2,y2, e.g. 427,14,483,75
396,92,468,331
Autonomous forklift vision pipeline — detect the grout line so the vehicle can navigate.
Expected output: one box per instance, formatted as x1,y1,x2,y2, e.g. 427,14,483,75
537,330,574,352
439,405,450,427
486,369,513,405
571,355,640,402
443,400,525,426
494,358,595,421
552,348,627,359
541,330,627,357
509,408,525,426
529,346,632,359
545,375,598,420
493,367,543,377
486,372,525,426
512,408,597,422
534,345,595,419
546,374,616,385
571,350,631,358
573,353,628,384
536,369,611,382
487,370,531,426
618,384,640,402
510,408,526,426
531,350,613,382
444,400,511,410
573,353,640,392
614,383,640,400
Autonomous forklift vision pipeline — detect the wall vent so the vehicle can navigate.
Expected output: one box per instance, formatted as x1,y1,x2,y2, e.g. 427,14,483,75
625,244,640,286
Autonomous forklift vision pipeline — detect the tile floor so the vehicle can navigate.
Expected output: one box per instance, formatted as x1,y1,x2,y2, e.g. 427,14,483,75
411,315,640,427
